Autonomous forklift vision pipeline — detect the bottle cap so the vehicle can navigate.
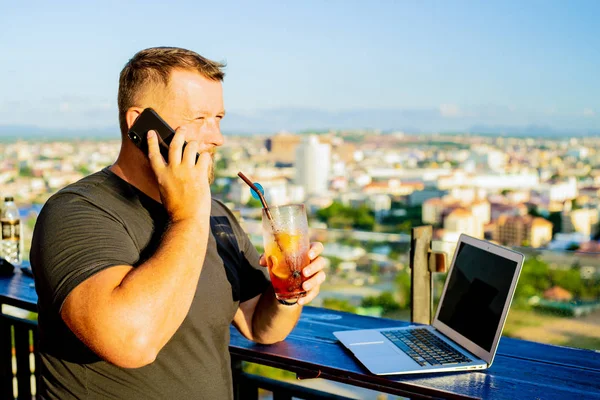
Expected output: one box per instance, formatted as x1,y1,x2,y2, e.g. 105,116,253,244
4,196,14,202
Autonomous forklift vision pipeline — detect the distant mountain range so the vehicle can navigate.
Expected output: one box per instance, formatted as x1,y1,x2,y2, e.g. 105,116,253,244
0,125,119,140
0,108,598,138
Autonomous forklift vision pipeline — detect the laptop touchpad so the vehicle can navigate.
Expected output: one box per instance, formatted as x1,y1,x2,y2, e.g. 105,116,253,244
350,343,392,357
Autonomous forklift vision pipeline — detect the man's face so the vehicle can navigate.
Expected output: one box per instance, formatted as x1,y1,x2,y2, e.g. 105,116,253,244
154,69,225,183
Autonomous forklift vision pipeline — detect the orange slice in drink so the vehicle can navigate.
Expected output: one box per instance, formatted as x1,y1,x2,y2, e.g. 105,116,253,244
268,255,290,280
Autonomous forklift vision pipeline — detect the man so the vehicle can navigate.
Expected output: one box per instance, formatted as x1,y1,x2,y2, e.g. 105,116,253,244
30,47,326,399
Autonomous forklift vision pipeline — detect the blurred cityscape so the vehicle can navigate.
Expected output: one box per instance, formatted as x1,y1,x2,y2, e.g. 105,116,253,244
1,130,599,354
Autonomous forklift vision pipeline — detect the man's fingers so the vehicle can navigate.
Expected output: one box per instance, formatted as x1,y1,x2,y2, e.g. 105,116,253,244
267,255,278,270
147,131,166,172
298,286,320,306
182,140,199,166
302,271,326,292
195,151,212,175
303,256,326,277
308,242,324,260
169,126,187,165
259,254,267,267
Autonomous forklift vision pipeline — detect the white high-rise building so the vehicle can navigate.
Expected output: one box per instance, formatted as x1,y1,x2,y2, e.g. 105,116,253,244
444,208,484,239
295,135,331,196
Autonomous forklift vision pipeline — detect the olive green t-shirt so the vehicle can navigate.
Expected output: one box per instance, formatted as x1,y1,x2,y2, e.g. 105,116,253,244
30,167,269,399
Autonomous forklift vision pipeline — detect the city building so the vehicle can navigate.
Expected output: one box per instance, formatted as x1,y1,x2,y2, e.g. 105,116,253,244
490,202,528,221
537,177,579,203
228,179,252,205
408,188,448,206
493,215,553,248
362,179,423,197
295,135,331,197
228,177,298,207
366,194,392,222
548,232,590,251
422,198,447,225
562,207,599,237
463,146,507,173
266,132,303,164
543,286,573,302
448,187,487,205
577,241,600,253
332,142,358,164
470,200,491,225
437,171,540,191
443,208,483,239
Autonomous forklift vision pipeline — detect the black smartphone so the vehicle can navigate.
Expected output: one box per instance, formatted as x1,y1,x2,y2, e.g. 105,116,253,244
128,108,199,163
128,108,174,161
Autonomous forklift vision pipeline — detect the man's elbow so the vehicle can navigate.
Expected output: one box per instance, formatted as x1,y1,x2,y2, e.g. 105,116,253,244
109,351,157,369
100,334,158,369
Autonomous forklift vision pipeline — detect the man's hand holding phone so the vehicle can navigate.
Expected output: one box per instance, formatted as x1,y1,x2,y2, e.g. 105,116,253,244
147,126,212,223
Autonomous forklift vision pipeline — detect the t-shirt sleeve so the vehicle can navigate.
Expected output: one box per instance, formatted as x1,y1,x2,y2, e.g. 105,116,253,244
31,193,140,312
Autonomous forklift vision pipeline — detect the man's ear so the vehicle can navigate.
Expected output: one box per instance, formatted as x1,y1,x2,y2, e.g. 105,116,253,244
125,107,145,131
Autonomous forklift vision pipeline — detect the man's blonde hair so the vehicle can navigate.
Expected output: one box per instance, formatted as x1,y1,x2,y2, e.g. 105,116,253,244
117,47,226,135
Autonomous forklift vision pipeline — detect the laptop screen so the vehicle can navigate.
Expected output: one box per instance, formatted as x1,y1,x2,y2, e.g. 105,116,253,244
436,241,518,352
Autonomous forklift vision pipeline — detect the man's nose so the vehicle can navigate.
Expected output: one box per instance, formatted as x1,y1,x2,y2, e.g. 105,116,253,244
204,119,225,147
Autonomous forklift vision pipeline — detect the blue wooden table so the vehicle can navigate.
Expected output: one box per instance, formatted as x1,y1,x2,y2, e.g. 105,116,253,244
1,268,600,400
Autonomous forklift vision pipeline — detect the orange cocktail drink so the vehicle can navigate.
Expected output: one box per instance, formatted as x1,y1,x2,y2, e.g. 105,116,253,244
262,205,310,304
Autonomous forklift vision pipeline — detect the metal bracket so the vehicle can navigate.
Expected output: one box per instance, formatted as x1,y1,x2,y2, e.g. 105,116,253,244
428,247,448,273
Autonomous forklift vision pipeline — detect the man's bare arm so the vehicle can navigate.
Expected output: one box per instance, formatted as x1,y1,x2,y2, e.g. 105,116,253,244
233,243,326,344
61,129,213,368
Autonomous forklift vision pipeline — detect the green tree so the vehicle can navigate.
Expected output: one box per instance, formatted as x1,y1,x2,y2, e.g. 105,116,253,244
550,269,583,298
19,165,34,177
327,256,343,273
370,263,380,278
316,201,375,230
361,291,400,313
566,243,580,251
354,205,375,230
528,205,541,218
215,158,227,170
395,271,411,309
547,212,562,235
316,201,345,222
338,237,361,247
514,257,551,302
77,165,91,176
322,298,357,313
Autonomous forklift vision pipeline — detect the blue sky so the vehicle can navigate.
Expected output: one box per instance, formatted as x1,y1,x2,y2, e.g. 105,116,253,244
0,0,599,132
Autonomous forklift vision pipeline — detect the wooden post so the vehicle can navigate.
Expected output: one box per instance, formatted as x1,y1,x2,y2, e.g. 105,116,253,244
410,226,432,324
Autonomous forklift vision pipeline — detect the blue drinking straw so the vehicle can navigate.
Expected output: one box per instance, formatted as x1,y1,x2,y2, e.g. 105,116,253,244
250,182,265,200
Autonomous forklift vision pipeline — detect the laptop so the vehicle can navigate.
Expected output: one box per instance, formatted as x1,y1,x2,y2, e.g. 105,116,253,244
334,234,524,375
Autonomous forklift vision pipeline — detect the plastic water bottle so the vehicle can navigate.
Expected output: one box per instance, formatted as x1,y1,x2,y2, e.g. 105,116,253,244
1,196,21,265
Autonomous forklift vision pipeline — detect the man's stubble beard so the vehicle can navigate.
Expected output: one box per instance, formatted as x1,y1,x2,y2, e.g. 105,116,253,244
208,150,216,185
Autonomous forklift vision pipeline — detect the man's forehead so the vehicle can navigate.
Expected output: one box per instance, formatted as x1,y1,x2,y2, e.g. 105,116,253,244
163,70,223,115
168,69,222,94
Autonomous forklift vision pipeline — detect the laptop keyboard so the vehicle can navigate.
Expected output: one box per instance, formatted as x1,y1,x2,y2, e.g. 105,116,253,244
382,328,471,367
